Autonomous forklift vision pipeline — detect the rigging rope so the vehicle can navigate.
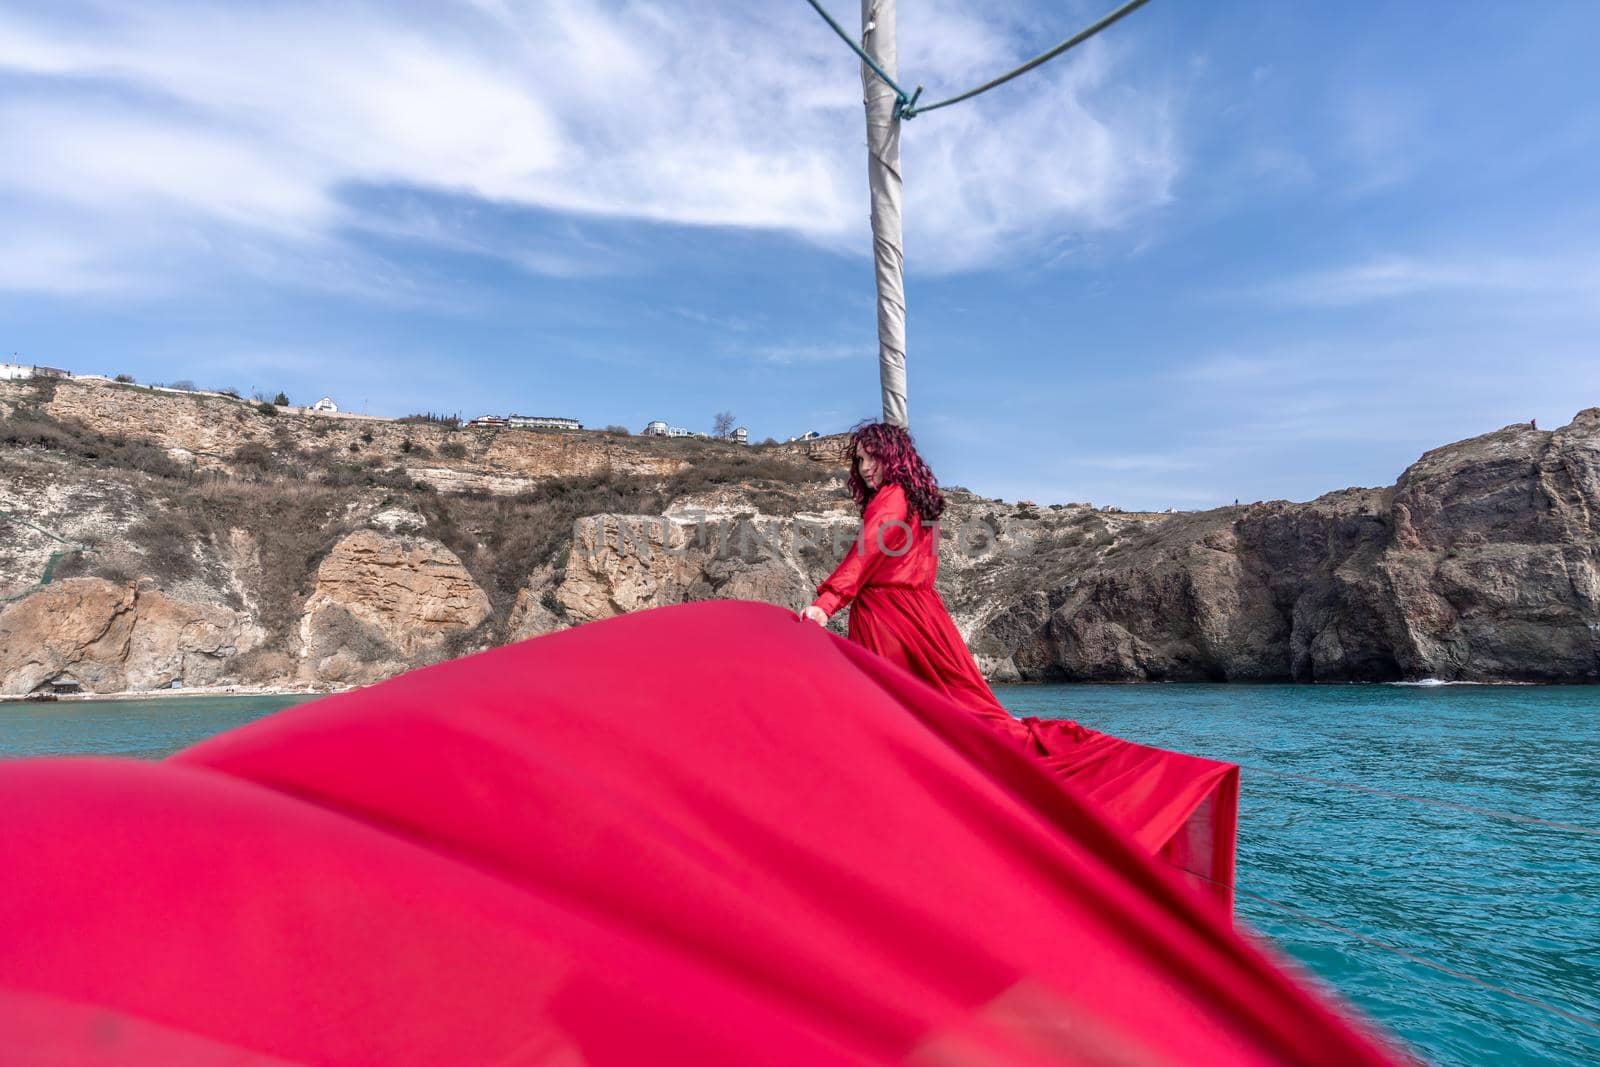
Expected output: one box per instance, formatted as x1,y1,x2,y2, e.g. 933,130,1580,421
802,0,1152,120
903,0,1153,118
802,0,916,116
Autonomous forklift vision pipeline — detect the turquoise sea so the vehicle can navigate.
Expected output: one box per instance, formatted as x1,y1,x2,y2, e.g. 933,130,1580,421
3,683,1596,1065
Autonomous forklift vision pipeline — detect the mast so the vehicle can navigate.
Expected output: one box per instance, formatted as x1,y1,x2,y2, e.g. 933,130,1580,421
861,0,907,427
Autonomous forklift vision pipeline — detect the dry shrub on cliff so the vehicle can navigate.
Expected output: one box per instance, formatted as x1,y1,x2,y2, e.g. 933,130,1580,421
128,511,198,580
178,479,352,647
230,441,281,476
412,473,668,622
49,549,133,587
320,463,415,490
192,478,328,506
664,452,835,515
662,452,832,498
305,604,400,664
398,412,461,429
0,408,73,450
432,619,493,664
0,406,192,482
227,647,296,685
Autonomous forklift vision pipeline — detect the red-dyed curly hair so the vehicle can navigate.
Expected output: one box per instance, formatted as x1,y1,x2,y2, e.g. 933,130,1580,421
844,421,946,522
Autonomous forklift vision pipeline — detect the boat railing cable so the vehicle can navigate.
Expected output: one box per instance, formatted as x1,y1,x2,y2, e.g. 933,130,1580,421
1164,862,1600,1040
1236,763,1600,838
802,0,1151,120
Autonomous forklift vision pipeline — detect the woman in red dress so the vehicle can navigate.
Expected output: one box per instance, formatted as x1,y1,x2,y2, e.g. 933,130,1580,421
800,422,1008,722
800,422,1241,912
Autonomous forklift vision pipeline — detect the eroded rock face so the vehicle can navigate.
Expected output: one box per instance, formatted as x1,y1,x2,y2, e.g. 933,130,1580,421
552,513,821,624
298,530,491,682
962,414,1600,682
506,564,561,642
0,578,261,695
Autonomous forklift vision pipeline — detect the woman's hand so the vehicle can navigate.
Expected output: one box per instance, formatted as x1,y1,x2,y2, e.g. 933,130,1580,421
801,605,829,626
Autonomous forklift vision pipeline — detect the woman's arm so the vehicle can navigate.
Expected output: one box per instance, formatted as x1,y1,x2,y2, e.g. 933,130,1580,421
809,484,910,620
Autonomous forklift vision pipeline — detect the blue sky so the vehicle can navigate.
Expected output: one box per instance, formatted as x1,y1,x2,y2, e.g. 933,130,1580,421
2,1,1597,509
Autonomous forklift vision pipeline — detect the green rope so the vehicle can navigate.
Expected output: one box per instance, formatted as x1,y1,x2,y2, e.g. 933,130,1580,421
903,0,1154,117
802,0,1153,120
0,507,77,545
801,0,921,117
0,509,88,602
38,548,70,586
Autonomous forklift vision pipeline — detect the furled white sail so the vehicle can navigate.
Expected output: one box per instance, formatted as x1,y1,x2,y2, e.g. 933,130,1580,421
861,0,908,427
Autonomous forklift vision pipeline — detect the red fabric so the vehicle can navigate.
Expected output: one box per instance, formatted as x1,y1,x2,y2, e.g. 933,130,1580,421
1024,718,1241,914
0,602,1401,1065
813,485,1239,912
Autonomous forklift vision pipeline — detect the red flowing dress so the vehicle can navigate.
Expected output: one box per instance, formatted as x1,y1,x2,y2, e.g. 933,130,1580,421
811,483,1004,720
812,483,1241,912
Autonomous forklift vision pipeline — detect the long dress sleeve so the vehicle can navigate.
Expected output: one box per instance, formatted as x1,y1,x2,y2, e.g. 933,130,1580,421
812,484,911,618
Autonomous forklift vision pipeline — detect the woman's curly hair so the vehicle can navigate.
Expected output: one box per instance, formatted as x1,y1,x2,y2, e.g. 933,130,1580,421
844,421,945,522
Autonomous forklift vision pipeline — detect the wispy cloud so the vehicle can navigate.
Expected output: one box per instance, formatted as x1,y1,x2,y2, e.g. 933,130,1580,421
0,0,1180,297
1330,87,1427,194
1073,451,1206,473
668,306,758,334
1176,353,1311,384
1234,253,1600,307
750,343,864,365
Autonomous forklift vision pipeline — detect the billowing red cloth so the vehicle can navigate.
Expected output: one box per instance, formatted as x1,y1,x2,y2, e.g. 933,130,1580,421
1023,717,1241,914
0,602,1400,1065
813,484,1239,911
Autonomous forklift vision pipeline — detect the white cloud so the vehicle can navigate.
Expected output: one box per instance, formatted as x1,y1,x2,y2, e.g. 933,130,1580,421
751,343,863,365
0,219,132,295
0,0,1179,294
1242,254,1600,307
1330,88,1425,194
1074,452,1206,473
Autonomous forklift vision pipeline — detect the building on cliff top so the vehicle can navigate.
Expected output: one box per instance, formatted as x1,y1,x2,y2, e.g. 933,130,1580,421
310,396,338,413
640,420,749,443
1,363,71,381
508,415,583,431
643,421,702,438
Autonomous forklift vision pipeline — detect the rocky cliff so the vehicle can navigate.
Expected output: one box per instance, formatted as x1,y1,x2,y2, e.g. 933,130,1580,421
3,375,1597,694
963,415,1600,682
0,578,262,694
